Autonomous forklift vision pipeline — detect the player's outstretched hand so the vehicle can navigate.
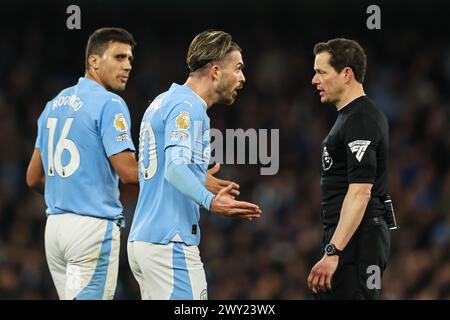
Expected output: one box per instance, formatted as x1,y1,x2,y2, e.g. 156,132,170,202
210,183,261,219
206,163,240,197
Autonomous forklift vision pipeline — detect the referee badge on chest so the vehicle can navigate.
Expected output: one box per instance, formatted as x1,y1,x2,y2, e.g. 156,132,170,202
322,146,333,171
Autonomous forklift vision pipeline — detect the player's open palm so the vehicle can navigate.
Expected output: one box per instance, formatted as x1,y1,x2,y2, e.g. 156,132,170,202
210,184,261,219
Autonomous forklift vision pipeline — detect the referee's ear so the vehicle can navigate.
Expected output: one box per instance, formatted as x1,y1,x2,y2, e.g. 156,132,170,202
342,67,354,83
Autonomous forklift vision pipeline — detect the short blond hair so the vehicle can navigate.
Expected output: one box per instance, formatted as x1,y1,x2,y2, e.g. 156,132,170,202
186,30,241,72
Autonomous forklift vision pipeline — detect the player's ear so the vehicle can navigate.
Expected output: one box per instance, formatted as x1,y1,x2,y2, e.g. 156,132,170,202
88,54,100,70
210,63,220,81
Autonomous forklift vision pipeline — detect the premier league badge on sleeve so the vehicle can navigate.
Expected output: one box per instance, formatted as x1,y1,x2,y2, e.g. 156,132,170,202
114,113,128,132
322,146,333,171
176,111,191,130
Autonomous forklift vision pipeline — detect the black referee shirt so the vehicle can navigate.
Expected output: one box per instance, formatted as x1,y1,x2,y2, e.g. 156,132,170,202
320,95,389,225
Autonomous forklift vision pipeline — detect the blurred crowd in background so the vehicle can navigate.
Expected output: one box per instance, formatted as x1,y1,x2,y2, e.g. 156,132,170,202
1,0,450,299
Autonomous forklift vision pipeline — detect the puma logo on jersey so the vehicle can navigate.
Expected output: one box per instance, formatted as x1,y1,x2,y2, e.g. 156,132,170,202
348,140,371,162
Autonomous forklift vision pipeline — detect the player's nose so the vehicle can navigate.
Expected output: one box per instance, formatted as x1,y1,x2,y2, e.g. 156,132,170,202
238,71,246,85
124,60,132,71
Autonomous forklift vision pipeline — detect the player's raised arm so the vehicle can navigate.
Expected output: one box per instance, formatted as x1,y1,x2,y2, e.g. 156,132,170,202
164,146,261,219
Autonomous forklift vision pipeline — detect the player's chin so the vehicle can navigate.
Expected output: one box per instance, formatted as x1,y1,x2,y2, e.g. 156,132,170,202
226,98,236,105
220,95,235,105
227,92,238,105
113,82,127,92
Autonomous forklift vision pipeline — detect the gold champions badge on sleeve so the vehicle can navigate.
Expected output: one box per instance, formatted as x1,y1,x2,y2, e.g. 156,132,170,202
176,111,190,130
114,113,128,132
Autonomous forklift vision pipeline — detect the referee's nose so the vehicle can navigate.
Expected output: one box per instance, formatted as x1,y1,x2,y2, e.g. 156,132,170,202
312,73,320,85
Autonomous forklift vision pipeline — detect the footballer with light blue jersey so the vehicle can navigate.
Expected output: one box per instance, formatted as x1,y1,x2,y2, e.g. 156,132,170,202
129,83,212,246
35,77,134,221
27,28,139,300
128,30,262,300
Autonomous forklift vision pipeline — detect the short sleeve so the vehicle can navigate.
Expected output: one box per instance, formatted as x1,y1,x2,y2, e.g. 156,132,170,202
35,113,44,149
100,97,135,157
164,103,202,152
343,113,380,183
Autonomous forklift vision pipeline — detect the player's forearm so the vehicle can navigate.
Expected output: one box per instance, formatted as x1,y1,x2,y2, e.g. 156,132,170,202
330,184,372,250
164,147,215,210
109,151,139,185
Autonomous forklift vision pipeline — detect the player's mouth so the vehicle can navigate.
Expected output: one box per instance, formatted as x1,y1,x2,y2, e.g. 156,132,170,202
234,85,243,97
118,75,129,83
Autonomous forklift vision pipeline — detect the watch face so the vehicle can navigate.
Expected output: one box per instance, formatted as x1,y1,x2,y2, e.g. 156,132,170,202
325,244,335,255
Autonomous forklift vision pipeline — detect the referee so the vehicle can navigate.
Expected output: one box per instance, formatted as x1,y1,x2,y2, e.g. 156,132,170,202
307,38,391,299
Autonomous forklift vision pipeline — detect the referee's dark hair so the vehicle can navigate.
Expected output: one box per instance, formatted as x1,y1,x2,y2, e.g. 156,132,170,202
314,38,367,83
85,27,136,70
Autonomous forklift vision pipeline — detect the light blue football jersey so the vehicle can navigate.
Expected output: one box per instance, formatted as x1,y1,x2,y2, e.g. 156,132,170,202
35,77,135,222
129,83,211,245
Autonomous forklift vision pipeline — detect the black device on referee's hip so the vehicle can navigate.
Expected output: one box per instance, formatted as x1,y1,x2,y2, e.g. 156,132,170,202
381,194,398,231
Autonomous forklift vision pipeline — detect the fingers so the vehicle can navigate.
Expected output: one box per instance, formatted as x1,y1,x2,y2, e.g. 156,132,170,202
318,273,326,293
226,202,261,218
233,210,261,216
308,266,328,294
307,270,316,294
218,183,240,198
231,209,261,218
218,183,235,196
229,207,261,215
208,163,221,175
233,213,261,219
231,200,260,211
307,270,331,295
325,273,332,292
217,179,240,192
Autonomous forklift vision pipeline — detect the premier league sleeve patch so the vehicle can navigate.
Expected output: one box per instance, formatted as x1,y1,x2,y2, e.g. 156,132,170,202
175,111,190,130
170,111,191,141
114,113,128,132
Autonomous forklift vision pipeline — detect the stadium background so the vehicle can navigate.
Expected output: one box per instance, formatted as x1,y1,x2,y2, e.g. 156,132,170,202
1,0,449,299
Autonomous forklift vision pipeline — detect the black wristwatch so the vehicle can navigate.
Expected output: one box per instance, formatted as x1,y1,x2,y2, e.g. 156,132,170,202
324,243,342,257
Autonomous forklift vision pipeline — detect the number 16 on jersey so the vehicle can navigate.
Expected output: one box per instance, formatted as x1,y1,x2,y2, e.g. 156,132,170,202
46,117,80,178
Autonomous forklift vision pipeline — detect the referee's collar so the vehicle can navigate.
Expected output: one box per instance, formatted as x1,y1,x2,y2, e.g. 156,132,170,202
337,95,366,112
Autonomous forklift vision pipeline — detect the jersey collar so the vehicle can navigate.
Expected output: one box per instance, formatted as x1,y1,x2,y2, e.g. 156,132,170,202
337,95,366,112
170,83,208,110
